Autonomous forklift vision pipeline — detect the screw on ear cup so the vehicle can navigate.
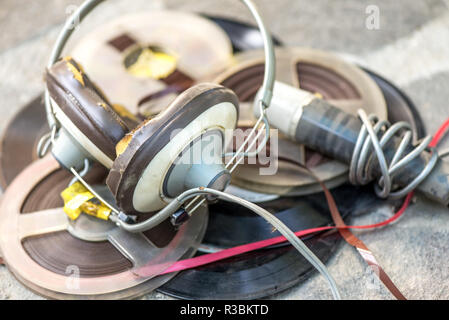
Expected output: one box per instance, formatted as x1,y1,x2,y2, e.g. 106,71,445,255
106,83,240,215
46,57,139,167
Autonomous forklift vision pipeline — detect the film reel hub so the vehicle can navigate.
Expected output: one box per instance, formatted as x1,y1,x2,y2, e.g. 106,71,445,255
67,202,116,242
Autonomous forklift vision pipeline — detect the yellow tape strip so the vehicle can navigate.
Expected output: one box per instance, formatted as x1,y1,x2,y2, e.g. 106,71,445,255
61,182,111,221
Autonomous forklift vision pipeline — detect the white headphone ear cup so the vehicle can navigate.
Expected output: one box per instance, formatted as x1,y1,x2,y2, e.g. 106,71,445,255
107,83,239,214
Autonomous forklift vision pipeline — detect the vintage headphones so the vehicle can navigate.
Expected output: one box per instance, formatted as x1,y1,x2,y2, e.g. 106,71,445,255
42,0,275,216
40,0,341,299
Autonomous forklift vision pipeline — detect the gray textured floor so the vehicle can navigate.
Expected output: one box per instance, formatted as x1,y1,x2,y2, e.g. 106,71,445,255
0,0,449,300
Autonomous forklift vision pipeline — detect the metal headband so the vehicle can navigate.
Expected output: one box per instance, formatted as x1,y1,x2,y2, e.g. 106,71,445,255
44,0,276,129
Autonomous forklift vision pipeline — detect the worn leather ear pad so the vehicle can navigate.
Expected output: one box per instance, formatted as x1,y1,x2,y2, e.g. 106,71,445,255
106,83,239,214
46,57,139,162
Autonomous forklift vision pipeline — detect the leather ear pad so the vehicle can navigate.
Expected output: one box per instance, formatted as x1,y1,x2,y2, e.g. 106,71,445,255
46,57,138,161
106,83,239,214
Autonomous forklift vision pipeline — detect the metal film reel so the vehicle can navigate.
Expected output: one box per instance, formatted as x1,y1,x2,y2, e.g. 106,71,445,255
70,11,233,118
0,156,208,299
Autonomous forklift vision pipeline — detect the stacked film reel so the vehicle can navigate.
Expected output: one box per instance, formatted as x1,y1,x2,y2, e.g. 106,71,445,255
0,156,208,299
0,12,425,300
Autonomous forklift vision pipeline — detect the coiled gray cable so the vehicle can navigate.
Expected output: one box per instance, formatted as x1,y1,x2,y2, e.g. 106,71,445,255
350,109,439,199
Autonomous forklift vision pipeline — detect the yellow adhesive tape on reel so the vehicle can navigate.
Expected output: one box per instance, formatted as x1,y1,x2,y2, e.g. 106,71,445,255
61,182,111,221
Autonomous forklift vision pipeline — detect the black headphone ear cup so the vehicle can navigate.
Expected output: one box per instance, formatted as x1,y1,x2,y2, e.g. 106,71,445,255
107,83,240,215
46,57,139,167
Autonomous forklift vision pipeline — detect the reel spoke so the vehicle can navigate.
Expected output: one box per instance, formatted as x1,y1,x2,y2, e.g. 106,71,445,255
107,229,160,270
18,208,68,239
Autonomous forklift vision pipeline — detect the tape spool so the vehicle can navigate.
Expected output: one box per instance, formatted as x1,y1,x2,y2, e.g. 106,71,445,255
70,11,233,118
215,47,388,196
0,156,208,299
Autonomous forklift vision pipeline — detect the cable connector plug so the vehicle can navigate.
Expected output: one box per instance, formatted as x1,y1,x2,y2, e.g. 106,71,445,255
170,208,190,227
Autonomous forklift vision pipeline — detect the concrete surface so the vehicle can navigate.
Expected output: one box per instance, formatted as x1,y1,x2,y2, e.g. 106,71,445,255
0,0,449,300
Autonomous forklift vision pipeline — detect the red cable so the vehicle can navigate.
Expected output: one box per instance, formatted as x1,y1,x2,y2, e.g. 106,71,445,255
430,118,449,147
161,118,449,275
162,195,412,274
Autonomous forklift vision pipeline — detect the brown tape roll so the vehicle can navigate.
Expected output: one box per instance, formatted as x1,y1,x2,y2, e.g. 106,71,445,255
71,11,233,117
0,156,208,299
